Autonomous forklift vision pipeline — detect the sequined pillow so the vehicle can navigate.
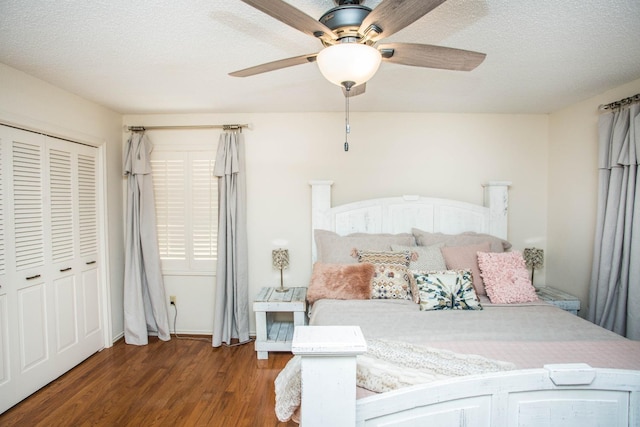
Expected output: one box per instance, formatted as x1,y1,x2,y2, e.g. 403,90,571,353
354,250,418,302
413,270,482,311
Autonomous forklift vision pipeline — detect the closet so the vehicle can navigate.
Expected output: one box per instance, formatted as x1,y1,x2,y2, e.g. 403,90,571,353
0,125,103,413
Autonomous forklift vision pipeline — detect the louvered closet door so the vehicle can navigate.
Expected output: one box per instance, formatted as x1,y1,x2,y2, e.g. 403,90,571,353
46,138,102,377
0,126,103,414
0,133,13,406
48,139,77,362
11,131,52,400
75,144,102,357
0,127,50,410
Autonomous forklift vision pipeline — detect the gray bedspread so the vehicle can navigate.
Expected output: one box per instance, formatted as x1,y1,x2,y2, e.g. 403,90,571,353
309,298,640,369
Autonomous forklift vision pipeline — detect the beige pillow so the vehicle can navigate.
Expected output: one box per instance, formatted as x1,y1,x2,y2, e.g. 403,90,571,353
440,242,491,296
391,243,446,271
314,229,416,264
307,262,376,304
412,229,511,252
354,250,418,303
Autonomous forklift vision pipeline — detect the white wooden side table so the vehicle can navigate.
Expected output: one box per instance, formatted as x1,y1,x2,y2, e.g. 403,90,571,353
536,286,581,315
253,286,307,359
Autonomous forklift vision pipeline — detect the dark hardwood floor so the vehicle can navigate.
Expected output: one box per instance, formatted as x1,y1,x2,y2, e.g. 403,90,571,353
0,336,298,427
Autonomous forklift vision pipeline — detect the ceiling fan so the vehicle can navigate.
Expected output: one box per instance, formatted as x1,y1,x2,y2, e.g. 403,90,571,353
229,0,486,97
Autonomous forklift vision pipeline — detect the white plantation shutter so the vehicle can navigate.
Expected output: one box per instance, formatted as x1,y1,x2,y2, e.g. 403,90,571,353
77,153,98,256
49,148,74,262
151,156,186,262
150,147,216,273
12,141,44,270
191,156,217,261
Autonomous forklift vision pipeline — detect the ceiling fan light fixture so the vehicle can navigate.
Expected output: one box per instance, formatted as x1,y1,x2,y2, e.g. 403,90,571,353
317,43,382,87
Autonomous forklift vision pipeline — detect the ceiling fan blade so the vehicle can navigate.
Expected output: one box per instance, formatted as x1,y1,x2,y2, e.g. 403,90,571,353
359,0,447,42
342,83,366,97
240,0,337,44
229,53,318,77
379,43,486,71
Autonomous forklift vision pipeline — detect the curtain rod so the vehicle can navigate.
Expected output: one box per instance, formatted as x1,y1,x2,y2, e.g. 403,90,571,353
125,124,249,132
598,93,640,112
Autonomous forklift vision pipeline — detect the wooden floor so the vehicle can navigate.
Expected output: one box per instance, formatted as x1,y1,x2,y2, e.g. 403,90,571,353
0,336,299,427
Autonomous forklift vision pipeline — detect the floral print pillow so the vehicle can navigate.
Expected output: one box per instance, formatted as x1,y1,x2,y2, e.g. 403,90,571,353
413,270,483,311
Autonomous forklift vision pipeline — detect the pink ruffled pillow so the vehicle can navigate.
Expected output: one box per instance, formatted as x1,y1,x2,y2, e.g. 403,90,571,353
477,251,538,304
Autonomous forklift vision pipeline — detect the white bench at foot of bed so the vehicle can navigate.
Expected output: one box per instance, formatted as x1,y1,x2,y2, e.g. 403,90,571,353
292,326,640,427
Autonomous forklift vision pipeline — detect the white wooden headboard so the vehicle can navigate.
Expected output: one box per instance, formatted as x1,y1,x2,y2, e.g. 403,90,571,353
310,180,511,262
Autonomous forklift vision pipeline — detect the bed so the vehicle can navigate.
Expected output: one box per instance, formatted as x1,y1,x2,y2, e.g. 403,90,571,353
276,181,640,427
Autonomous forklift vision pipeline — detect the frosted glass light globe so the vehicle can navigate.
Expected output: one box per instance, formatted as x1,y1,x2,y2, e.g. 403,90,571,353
317,43,382,87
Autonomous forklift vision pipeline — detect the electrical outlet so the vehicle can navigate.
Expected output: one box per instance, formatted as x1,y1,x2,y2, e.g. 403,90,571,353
170,295,176,305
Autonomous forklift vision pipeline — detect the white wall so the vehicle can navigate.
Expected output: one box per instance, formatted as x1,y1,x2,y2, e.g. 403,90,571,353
547,77,640,316
0,63,125,343
9,59,637,337
124,112,549,334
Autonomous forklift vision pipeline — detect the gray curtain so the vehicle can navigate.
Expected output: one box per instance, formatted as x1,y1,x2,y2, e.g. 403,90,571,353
123,133,171,345
588,103,640,340
212,130,250,347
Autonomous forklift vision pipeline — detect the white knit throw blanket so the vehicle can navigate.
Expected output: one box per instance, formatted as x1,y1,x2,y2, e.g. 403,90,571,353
274,339,515,422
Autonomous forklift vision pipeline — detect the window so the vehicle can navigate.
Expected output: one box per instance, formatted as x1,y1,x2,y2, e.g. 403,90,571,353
150,147,217,274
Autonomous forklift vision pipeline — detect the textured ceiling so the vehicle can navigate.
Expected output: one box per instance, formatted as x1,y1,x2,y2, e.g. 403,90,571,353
1,0,639,114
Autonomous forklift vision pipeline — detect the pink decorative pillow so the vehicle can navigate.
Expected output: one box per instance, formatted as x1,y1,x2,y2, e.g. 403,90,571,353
307,262,376,304
477,251,539,304
440,243,491,296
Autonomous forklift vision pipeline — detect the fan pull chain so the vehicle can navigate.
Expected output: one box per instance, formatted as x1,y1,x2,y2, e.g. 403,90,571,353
344,87,350,152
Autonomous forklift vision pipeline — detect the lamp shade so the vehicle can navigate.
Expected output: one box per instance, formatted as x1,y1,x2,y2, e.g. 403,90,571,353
523,248,544,270
317,43,382,87
272,249,289,270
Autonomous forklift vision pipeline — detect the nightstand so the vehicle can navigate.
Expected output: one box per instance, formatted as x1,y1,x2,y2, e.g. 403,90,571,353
535,286,581,315
253,287,307,359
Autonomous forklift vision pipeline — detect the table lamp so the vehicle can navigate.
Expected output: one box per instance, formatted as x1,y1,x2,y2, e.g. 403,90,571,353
272,248,289,293
523,248,544,285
